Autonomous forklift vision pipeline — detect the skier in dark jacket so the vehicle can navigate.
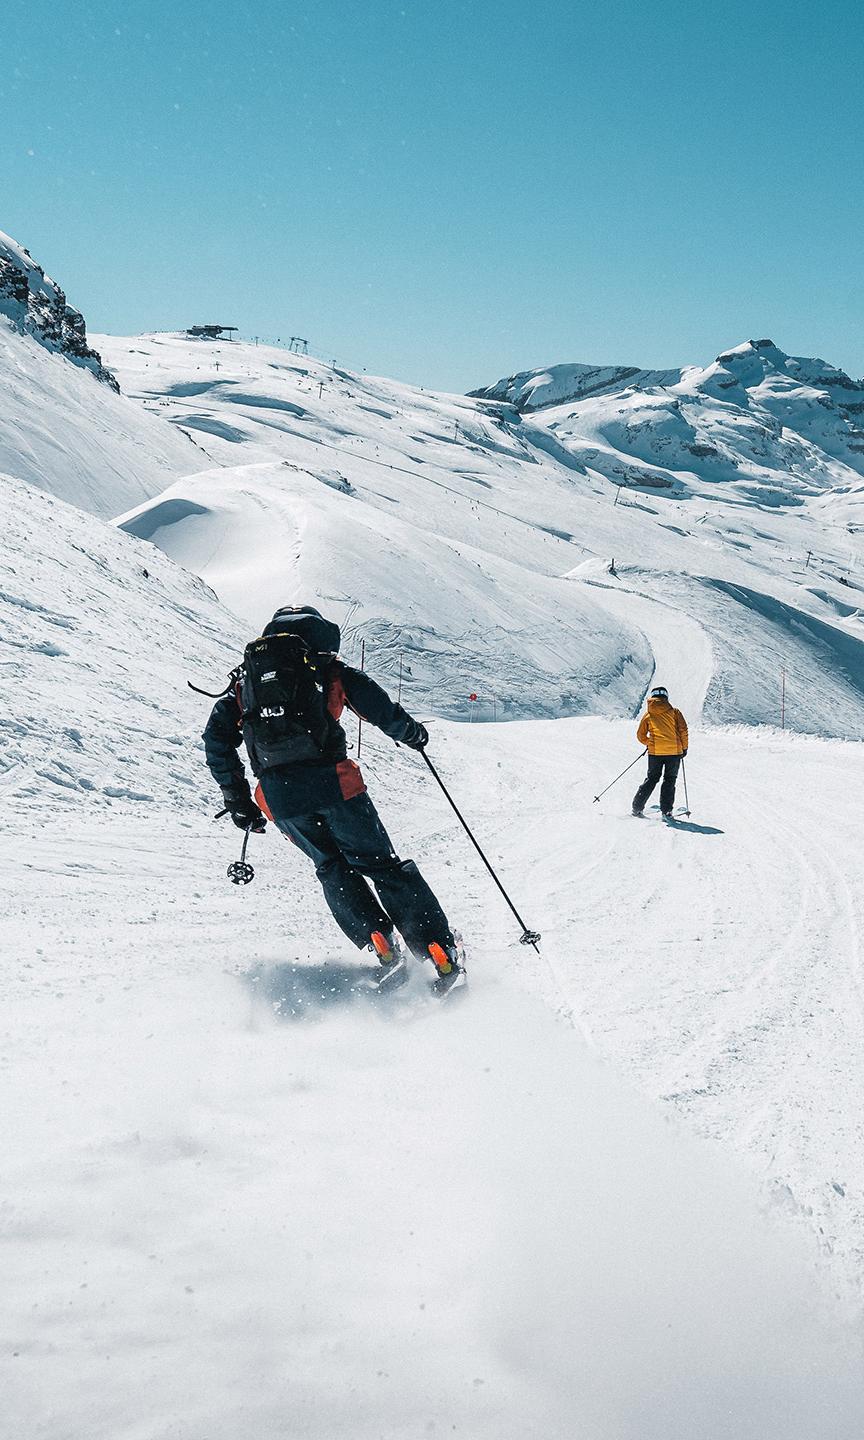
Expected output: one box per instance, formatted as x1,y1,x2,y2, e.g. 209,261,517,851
203,605,462,985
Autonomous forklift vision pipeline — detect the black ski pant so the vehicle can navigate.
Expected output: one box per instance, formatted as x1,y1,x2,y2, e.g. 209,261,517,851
268,790,454,960
633,754,681,815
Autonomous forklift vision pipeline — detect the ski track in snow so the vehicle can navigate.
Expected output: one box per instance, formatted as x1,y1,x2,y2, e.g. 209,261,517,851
560,724,864,1303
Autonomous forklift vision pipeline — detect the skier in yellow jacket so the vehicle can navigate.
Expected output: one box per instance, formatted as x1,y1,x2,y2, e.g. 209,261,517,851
632,686,689,819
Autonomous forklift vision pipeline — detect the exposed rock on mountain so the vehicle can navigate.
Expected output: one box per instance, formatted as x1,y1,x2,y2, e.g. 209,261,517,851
0,229,118,389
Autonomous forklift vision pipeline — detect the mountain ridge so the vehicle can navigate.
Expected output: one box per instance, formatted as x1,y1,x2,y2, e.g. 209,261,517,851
0,229,117,389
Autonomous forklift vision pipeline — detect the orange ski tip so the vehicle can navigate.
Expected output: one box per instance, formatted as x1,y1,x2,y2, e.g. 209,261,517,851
370,930,394,962
428,942,453,974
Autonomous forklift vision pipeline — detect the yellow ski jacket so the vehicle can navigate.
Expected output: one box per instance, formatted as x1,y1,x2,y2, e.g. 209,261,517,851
636,697,688,756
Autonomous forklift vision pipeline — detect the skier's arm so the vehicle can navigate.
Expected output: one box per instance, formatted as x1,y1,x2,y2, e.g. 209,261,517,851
340,665,428,748
202,694,252,801
636,713,650,746
677,712,689,754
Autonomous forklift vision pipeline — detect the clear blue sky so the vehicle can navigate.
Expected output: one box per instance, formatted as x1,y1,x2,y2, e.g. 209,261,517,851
1,0,862,391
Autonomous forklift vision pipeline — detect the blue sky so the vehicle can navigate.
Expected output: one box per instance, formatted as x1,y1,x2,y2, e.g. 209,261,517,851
1,0,861,391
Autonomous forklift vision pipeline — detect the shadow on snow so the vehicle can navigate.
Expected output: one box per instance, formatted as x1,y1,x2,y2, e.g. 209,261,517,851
243,960,382,1021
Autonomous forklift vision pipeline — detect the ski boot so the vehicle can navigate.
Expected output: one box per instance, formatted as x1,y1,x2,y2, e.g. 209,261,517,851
427,939,467,999
369,930,408,992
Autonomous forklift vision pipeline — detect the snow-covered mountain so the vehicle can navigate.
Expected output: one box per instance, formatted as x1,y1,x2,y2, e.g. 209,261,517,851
100,330,864,738
0,232,199,515
471,338,864,503
101,332,652,722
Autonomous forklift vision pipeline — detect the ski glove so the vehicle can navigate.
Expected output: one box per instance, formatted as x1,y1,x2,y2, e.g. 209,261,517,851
402,720,429,751
230,801,266,833
221,788,267,832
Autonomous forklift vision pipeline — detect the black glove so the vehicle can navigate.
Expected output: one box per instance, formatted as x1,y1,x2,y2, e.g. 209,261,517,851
221,788,267,832
402,719,429,751
682,749,688,758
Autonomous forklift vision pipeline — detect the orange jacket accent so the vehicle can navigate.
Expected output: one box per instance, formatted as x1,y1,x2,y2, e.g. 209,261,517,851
335,759,366,800
253,781,275,821
636,697,688,756
326,670,347,720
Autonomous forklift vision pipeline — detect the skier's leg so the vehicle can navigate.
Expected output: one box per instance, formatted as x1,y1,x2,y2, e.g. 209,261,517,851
633,755,663,813
276,811,393,948
659,757,681,815
324,793,456,961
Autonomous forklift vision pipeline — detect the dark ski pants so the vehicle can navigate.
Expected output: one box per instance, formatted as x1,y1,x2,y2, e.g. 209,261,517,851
633,754,681,815
272,791,454,960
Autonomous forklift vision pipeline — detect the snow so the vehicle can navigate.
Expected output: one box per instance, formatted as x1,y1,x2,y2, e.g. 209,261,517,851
0,470,242,817
5,715,864,1434
6,305,864,1431
0,319,200,516
0,227,60,303
101,330,864,738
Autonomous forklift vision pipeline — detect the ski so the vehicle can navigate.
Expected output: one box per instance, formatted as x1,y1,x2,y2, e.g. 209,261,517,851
431,966,468,1002
372,955,410,993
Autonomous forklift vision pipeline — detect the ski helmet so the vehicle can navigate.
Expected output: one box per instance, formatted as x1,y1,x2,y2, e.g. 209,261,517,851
650,686,669,700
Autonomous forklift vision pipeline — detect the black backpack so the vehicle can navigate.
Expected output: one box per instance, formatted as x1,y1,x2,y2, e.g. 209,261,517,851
239,631,331,770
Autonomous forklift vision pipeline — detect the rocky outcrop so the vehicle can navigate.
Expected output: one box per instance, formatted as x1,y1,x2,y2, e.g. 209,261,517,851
0,230,119,390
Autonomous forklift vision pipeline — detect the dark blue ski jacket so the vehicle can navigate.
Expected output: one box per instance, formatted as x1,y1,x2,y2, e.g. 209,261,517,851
203,660,425,816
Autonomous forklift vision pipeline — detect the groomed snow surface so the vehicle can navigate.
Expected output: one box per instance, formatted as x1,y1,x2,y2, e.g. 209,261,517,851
3,468,864,1435
6,723,864,1439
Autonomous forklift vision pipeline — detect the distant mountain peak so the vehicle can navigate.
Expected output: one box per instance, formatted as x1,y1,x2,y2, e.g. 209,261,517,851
0,229,118,389
468,360,681,413
711,338,864,399
717,338,782,363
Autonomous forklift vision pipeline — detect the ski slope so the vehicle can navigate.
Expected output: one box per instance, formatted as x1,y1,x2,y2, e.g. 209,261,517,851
3,468,864,1433
5,712,864,1437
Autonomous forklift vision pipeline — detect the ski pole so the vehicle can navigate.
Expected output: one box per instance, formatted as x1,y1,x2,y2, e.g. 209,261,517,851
592,750,647,803
419,749,541,952
227,826,255,885
680,757,691,816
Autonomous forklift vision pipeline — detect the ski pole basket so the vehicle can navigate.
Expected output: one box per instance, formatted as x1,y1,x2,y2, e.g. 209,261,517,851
227,827,255,885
